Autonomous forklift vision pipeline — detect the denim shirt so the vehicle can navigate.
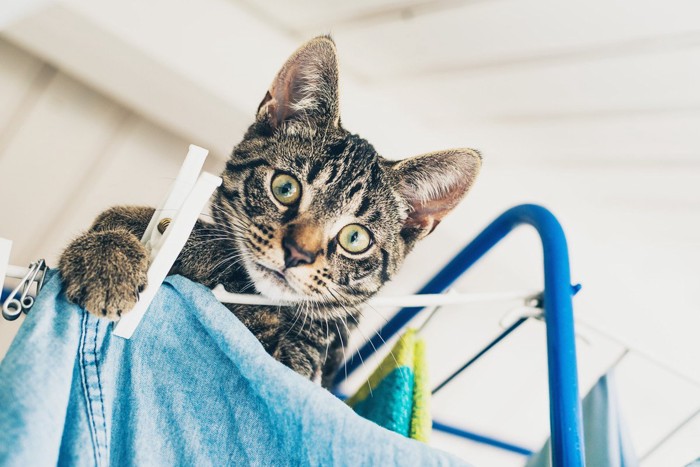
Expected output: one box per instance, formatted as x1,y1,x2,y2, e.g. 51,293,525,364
0,272,465,466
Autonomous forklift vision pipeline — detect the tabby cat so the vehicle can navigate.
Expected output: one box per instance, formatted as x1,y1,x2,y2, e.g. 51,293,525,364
59,36,481,387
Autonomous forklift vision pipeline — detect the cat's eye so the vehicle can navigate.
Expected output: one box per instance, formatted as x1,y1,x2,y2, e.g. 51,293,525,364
271,173,301,206
337,224,372,254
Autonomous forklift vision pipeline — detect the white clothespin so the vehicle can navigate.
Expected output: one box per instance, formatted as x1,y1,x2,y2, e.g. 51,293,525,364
113,145,222,339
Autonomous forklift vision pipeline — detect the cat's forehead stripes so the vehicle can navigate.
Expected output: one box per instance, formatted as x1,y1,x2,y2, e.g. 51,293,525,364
367,210,382,224
379,248,391,283
306,160,324,184
226,157,270,173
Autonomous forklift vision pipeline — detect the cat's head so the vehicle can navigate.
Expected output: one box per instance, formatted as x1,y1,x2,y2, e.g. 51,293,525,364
213,36,481,308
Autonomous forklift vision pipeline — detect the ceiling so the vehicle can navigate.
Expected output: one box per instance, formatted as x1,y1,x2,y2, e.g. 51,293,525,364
1,0,699,465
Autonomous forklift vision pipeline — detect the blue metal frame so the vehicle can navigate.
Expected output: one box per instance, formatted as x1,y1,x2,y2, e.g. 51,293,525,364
432,421,534,456
334,204,584,466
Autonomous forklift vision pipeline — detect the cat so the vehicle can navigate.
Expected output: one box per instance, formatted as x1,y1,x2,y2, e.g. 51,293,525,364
58,36,481,388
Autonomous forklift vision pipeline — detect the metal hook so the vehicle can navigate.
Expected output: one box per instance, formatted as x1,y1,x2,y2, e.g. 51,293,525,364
497,289,594,347
496,291,544,329
2,262,36,321
498,305,543,329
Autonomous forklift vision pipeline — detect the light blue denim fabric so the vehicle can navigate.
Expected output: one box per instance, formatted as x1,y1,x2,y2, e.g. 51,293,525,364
0,271,466,466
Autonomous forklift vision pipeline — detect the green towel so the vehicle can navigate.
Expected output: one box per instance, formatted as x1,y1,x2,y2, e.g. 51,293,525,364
346,329,431,442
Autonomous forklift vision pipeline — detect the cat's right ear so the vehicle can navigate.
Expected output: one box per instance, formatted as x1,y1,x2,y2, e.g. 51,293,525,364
393,148,482,242
256,36,340,131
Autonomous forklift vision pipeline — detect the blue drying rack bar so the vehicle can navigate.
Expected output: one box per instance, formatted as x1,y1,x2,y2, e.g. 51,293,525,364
334,204,585,467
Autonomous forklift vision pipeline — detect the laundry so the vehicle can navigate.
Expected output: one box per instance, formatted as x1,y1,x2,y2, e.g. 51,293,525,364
526,371,639,467
0,271,465,466
347,328,431,442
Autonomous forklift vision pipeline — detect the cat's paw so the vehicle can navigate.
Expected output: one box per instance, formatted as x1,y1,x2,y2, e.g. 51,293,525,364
59,229,149,320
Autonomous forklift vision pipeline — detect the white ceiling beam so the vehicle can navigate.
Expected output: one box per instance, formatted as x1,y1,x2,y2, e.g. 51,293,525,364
0,0,297,157
0,0,434,160
329,0,700,81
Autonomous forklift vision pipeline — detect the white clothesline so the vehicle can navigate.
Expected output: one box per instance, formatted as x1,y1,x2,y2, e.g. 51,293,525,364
3,264,539,308
213,285,538,308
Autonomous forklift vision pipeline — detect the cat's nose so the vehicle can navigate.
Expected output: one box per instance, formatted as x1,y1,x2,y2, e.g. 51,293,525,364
282,236,316,268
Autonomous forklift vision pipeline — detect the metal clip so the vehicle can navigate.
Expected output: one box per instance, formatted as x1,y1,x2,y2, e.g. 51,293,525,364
20,259,46,312
2,259,48,321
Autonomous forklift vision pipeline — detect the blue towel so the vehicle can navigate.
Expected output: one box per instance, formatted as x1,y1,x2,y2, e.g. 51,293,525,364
0,271,466,466
526,371,638,467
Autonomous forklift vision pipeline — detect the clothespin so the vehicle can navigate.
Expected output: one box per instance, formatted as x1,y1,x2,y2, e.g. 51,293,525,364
113,145,222,339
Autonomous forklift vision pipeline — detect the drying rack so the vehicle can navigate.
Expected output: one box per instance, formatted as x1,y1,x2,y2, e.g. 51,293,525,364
334,204,585,467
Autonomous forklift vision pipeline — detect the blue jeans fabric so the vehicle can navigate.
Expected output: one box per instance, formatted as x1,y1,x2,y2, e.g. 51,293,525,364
0,271,464,466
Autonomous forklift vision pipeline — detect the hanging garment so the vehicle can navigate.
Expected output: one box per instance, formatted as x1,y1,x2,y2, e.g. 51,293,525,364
0,271,466,466
346,328,431,442
526,370,639,467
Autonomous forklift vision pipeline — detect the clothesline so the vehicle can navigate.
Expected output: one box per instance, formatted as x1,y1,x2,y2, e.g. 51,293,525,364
575,316,700,389
4,263,539,309
212,285,540,308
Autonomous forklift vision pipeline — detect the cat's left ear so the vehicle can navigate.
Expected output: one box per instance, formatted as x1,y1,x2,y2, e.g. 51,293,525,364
257,36,340,131
393,149,482,240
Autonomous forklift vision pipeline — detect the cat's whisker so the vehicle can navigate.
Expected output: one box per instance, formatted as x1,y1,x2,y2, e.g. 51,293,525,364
190,236,233,245
200,232,237,241
207,218,248,234
208,251,247,278
241,282,256,294
215,253,248,280
192,231,234,237
333,320,349,386
196,220,248,237
208,248,245,268
322,315,331,369
296,302,310,338
206,205,250,230
339,300,382,371
333,284,392,327
207,202,245,220
325,287,373,397
281,303,304,340
340,315,373,398
325,284,404,384
355,308,410,386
